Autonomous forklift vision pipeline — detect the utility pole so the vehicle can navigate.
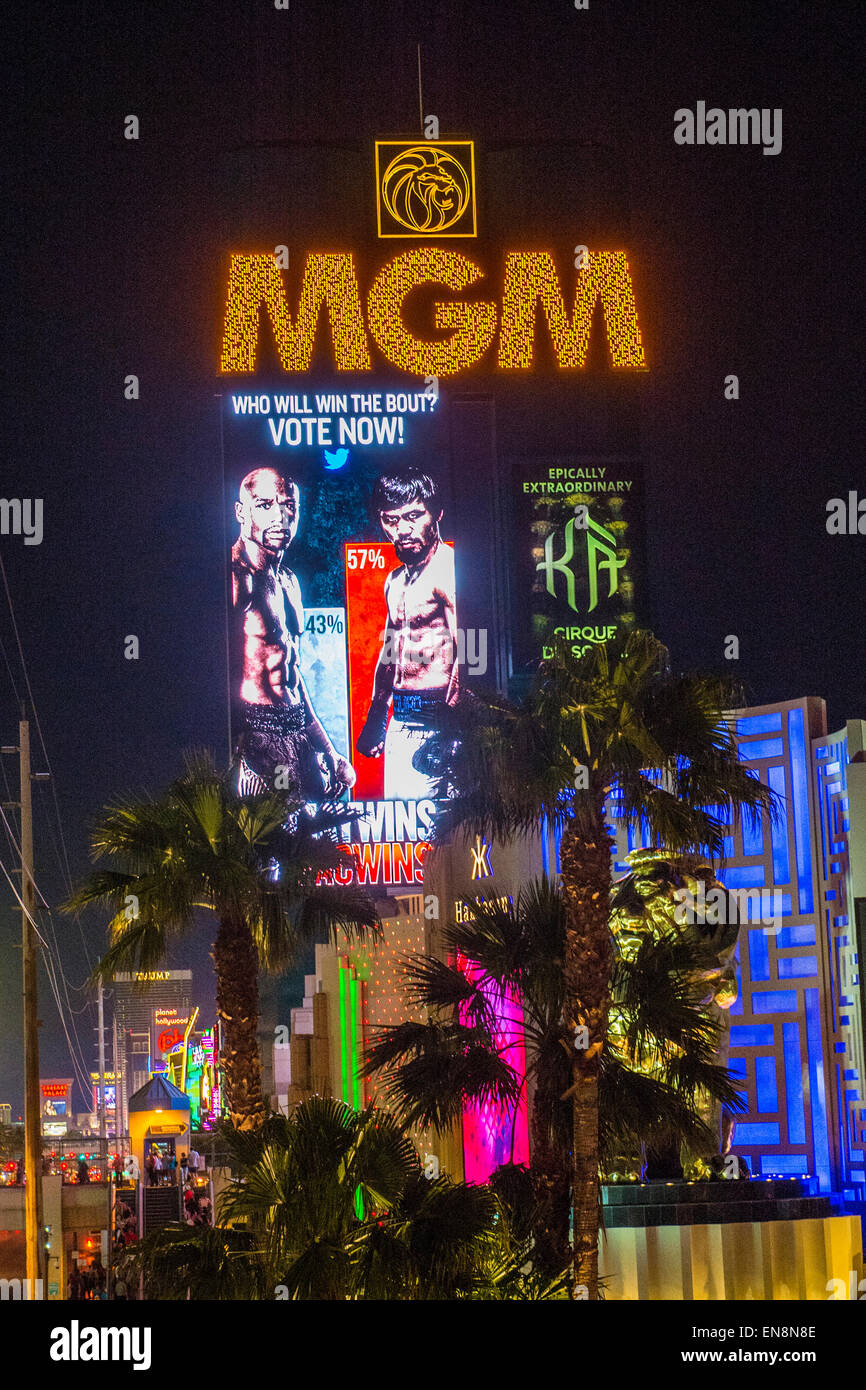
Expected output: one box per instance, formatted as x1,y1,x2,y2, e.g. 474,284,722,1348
97,981,107,1179
5,716,46,1290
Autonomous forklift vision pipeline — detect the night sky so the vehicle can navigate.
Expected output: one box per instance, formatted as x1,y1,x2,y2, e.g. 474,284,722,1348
0,1,862,1113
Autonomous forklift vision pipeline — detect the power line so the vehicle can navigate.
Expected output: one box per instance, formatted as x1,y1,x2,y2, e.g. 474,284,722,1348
0,847,93,1097
0,798,94,1082
0,552,77,902
0,624,21,706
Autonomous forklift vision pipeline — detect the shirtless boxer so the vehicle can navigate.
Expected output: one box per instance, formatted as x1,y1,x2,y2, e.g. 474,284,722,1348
356,470,457,799
231,467,355,800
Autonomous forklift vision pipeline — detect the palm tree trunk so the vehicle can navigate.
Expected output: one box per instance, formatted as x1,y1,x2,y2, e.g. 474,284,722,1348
560,811,612,1300
213,913,266,1131
529,1075,572,1274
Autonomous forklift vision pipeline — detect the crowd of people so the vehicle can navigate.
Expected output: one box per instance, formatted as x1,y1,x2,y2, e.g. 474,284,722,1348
183,1182,213,1226
67,1259,107,1301
114,1197,138,1251
145,1145,206,1187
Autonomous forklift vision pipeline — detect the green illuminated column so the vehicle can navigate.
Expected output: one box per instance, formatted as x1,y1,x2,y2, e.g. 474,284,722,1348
339,958,364,1111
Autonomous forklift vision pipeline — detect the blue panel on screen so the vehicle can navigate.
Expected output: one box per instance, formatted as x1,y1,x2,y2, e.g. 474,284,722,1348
805,988,832,1191
760,1154,809,1175
787,708,814,913
767,764,790,885
720,864,766,889
730,1025,775,1047
777,956,818,979
736,713,782,736
748,929,770,982
741,812,764,857
755,1056,779,1112
776,923,815,947
728,1056,747,1079
738,738,784,761
734,1122,781,1145
753,991,798,1014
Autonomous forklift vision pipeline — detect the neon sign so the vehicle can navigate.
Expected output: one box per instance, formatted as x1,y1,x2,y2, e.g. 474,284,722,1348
375,141,476,237
219,250,646,377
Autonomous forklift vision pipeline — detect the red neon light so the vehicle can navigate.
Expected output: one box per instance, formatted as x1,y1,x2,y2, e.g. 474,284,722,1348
456,950,530,1183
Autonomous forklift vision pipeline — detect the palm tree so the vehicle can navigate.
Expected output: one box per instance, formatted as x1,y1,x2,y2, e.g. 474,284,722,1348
608,847,742,1176
365,875,746,1275
434,631,774,1296
364,880,571,1274
123,1099,525,1299
65,752,379,1131
118,1222,264,1300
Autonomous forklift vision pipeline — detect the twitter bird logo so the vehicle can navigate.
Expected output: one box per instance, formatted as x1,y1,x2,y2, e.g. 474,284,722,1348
323,448,349,471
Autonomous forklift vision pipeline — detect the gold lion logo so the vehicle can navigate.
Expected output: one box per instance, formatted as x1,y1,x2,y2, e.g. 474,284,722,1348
381,145,471,233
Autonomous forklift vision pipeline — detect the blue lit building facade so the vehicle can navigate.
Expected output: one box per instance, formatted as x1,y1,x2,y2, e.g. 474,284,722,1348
604,697,866,1196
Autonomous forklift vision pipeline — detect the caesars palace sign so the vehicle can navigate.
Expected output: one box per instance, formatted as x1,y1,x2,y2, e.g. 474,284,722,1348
219,140,647,378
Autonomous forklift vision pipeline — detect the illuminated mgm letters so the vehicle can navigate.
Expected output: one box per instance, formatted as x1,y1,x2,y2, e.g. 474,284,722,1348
220,249,646,376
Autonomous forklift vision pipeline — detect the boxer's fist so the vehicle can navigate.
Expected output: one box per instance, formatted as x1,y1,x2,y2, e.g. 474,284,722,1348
357,705,388,757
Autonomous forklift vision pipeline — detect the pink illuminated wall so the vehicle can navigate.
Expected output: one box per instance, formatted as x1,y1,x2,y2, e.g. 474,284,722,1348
457,951,530,1182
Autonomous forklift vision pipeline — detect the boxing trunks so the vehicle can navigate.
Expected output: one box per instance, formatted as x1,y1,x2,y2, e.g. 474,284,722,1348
235,701,328,799
384,688,448,800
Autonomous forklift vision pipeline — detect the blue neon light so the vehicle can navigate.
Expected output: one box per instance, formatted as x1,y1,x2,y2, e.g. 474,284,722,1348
755,1055,779,1112
767,764,790,885
752,990,798,1014
735,1121,781,1145
783,1020,806,1144
805,988,832,1190
736,713,782,736
777,956,818,979
730,1024,775,1048
748,929,770,983
738,738,784,760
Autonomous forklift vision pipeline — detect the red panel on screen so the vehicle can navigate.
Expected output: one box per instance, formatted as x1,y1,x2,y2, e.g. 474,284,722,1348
344,540,455,800
345,542,393,799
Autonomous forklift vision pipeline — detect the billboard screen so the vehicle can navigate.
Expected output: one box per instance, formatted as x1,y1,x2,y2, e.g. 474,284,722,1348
509,456,643,672
224,388,457,886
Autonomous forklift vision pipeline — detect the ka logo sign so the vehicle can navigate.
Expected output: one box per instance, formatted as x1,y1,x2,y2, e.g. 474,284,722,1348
375,141,477,238
537,513,626,615
470,836,493,880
